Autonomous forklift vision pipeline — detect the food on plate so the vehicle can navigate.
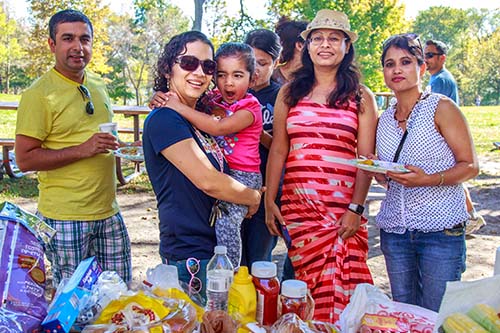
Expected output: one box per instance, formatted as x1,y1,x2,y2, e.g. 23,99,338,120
123,147,138,155
114,146,144,162
358,159,375,166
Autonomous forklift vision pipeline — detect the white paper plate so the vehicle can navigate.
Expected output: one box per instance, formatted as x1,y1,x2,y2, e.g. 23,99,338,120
355,159,409,174
114,146,144,162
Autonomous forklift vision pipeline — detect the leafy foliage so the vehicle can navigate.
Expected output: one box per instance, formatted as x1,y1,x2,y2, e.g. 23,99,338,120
0,0,497,105
0,6,27,93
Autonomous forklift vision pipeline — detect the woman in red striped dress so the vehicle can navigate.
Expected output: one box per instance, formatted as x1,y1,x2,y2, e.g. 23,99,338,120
265,9,377,323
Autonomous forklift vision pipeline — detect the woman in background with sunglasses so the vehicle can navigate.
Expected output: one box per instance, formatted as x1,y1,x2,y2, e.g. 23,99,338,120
142,31,261,299
374,34,478,311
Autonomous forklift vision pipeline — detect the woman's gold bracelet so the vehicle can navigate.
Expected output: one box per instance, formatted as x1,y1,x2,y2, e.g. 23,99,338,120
437,172,445,186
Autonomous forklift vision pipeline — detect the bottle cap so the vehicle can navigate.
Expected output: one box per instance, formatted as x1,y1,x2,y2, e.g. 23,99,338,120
281,279,307,298
251,261,277,278
214,245,227,255
234,266,252,283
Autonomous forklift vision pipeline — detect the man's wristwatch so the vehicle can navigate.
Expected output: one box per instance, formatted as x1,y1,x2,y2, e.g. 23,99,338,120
348,203,365,215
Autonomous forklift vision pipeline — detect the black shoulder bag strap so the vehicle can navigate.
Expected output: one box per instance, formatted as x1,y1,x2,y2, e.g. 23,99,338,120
393,130,408,163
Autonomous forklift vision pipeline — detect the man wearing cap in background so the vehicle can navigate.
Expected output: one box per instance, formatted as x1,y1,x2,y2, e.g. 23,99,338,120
15,9,132,286
425,39,485,234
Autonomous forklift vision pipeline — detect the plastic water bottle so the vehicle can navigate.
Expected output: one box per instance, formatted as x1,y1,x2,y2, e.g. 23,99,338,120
206,245,234,311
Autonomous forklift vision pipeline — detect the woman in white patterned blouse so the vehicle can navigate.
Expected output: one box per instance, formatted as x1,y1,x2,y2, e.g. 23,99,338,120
373,33,478,312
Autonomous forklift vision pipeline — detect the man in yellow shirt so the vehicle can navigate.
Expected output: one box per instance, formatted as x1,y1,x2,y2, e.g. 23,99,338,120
15,9,131,286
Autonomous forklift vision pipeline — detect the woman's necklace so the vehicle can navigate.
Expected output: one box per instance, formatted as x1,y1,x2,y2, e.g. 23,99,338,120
393,93,422,124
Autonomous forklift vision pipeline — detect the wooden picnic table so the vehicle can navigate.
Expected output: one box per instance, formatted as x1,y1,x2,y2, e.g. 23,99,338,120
0,101,150,185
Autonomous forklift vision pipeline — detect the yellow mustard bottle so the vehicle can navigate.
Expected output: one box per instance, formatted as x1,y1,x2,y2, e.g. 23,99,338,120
227,266,257,332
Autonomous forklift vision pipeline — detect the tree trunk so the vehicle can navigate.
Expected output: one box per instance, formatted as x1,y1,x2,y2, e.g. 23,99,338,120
5,61,10,94
193,0,205,31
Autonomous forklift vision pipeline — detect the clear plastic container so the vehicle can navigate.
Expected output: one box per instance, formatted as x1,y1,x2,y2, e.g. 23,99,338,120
252,261,280,325
206,245,234,311
279,279,308,320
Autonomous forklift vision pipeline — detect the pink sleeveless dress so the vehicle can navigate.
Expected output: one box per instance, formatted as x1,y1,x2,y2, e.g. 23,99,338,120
282,97,373,323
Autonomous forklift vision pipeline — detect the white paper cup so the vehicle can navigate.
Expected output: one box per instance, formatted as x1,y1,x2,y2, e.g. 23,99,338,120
99,122,118,136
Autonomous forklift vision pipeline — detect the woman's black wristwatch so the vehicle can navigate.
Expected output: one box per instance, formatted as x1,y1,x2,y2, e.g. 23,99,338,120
348,203,365,215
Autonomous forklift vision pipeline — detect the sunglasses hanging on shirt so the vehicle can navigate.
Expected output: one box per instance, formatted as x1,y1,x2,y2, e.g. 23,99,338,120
78,85,95,115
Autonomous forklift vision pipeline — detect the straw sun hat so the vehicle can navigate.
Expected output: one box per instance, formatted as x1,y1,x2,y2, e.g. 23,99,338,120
300,9,358,43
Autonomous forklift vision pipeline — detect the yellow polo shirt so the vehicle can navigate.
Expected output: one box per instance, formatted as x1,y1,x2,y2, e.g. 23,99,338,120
16,68,119,220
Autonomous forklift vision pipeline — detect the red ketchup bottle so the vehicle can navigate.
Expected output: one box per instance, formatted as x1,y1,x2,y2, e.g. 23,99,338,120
251,261,280,326
279,279,308,320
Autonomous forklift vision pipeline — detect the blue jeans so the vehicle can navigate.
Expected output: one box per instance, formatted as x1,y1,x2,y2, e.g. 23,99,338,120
380,226,466,312
162,256,209,304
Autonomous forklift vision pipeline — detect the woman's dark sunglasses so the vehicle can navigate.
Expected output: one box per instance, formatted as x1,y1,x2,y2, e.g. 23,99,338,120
424,52,443,59
186,257,202,294
175,55,216,76
77,85,95,115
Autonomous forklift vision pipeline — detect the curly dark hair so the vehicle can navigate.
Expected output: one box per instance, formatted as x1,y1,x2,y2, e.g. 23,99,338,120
285,33,361,110
153,31,214,92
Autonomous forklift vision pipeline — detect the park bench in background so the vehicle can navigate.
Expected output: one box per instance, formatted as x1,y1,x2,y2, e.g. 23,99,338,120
0,102,150,185
0,138,25,179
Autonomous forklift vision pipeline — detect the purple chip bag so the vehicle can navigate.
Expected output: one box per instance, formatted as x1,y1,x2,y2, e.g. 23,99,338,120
0,216,47,331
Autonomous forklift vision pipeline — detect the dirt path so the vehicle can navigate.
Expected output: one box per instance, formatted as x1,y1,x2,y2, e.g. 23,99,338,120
8,157,500,293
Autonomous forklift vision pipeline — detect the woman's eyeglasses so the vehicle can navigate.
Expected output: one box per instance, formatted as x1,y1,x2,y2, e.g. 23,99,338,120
186,257,202,294
424,52,443,59
175,55,217,76
78,85,95,115
309,34,346,46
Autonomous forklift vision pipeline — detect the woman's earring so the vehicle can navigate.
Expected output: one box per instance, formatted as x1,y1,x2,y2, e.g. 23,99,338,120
165,72,170,91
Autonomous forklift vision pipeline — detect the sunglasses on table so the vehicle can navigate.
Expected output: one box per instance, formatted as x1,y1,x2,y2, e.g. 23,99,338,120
175,55,217,76
424,52,444,59
186,257,202,295
77,85,95,115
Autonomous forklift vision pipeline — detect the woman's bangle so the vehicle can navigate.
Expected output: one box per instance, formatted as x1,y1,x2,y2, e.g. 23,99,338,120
437,172,445,186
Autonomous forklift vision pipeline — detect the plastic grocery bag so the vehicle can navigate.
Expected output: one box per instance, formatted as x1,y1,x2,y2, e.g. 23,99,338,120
0,213,49,332
433,274,500,332
337,283,437,333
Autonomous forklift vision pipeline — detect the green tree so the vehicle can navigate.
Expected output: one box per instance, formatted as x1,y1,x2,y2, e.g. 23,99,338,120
115,0,190,105
0,5,26,93
413,7,500,105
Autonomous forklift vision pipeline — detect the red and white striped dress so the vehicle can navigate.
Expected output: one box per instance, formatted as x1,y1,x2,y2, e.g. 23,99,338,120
282,97,373,323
